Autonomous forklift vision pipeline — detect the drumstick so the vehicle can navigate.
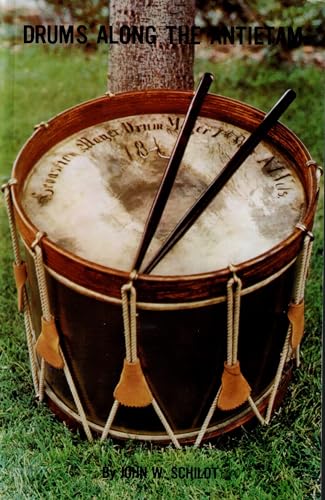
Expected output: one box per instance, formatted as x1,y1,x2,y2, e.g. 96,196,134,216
143,89,296,274
132,72,214,273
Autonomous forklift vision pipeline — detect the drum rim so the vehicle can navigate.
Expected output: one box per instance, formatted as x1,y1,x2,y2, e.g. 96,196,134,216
11,90,318,302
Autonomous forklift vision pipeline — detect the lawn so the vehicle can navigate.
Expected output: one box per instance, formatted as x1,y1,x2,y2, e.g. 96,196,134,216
0,44,323,499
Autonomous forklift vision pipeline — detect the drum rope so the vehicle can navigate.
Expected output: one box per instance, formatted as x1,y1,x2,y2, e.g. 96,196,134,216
265,229,314,423
226,279,234,366
195,269,266,447
151,399,181,449
101,278,181,448
31,242,51,322
31,239,62,401
291,230,314,368
265,330,290,424
101,400,119,442
293,230,314,304
38,358,45,402
121,282,138,362
121,284,132,362
194,273,238,446
2,180,20,264
194,388,222,447
30,237,93,440
2,181,41,397
247,396,266,425
226,272,242,365
23,290,40,396
60,349,93,442
225,271,265,424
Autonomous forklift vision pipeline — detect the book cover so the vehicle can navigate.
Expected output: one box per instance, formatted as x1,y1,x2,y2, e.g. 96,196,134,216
0,1,323,498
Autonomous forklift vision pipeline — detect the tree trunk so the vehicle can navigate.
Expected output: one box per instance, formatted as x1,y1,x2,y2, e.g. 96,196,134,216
108,0,195,93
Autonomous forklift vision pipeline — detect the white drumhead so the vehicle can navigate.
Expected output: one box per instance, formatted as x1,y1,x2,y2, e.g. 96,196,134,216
22,114,305,275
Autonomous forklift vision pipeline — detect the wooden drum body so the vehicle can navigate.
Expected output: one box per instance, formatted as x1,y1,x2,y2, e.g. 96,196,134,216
6,91,319,446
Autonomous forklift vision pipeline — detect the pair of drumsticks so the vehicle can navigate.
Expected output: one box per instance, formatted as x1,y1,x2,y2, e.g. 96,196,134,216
133,73,296,275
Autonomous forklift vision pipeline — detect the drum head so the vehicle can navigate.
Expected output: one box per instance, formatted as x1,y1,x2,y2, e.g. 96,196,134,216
21,111,305,275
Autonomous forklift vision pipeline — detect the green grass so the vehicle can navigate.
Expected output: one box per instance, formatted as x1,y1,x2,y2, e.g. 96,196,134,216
0,45,323,499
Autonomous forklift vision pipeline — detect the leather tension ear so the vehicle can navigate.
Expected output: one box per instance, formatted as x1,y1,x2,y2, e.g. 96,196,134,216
114,359,153,408
13,262,27,312
217,361,251,411
35,316,64,369
288,301,305,350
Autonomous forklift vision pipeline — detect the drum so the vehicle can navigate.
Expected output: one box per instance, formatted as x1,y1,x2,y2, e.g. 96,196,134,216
4,91,320,447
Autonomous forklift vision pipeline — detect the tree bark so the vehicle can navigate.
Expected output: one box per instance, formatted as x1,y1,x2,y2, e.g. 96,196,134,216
108,0,195,93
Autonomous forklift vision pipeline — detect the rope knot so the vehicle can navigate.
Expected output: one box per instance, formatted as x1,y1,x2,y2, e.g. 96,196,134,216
227,265,242,292
31,232,46,250
1,178,18,192
306,159,323,178
296,224,314,241
129,269,138,281
296,222,307,232
34,121,49,130
121,282,133,293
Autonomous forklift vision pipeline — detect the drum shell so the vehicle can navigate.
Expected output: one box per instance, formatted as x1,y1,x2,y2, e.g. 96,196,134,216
25,247,295,442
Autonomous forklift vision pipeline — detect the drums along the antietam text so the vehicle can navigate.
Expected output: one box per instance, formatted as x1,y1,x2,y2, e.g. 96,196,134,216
23,24,304,47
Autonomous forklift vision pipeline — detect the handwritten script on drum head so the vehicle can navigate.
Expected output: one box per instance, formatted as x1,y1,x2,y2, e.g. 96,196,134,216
31,115,247,205
31,115,296,206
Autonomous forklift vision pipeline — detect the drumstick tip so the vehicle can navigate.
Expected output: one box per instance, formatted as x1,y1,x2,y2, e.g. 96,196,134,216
284,88,296,101
203,72,214,82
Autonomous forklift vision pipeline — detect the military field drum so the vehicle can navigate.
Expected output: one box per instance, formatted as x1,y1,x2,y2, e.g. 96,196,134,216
2,89,320,447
